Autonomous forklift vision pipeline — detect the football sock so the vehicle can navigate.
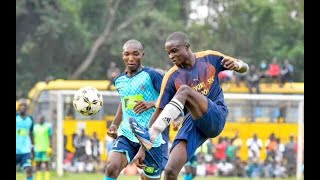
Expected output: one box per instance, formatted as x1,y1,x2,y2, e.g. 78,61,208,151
149,98,184,142
104,177,117,180
36,171,43,180
44,171,50,180
184,174,193,180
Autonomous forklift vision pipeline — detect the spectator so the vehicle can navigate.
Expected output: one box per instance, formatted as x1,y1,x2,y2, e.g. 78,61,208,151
246,133,263,160
284,134,297,177
280,59,294,87
73,129,89,164
215,137,227,162
267,57,281,84
246,65,261,94
265,133,278,161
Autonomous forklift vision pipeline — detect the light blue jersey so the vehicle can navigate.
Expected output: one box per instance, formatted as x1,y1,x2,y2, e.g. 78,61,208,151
114,67,163,147
16,113,34,154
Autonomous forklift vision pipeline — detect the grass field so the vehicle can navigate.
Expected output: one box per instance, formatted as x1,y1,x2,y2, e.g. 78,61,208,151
16,172,299,180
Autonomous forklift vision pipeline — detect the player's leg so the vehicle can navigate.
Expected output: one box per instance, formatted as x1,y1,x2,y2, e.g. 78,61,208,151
164,115,207,180
43,151,51,180
190,165,197,179
164,141,188,180
35,152,43,180
104,136,134,180
130,85,208,149
21,153,33,180
142,145,163,180
184,155,197,180
184,164,192,180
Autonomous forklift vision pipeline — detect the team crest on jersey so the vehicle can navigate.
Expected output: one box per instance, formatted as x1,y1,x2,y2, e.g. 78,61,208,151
140,84,146,91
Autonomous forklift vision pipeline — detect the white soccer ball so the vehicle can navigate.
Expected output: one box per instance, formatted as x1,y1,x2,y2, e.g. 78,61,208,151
73,86,103,116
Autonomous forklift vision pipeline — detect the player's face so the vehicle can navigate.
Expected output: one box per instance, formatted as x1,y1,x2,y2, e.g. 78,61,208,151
18,103,28,114
122,44,144,72
165,41,189,67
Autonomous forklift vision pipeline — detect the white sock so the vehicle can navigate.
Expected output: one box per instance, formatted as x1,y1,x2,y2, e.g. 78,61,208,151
149,98,184,142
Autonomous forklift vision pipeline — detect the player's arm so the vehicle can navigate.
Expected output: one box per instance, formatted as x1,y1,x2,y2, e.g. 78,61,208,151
29,116,35,158
133,100,156,114
107,102,122,138
221,57,249,73
133,68,164,114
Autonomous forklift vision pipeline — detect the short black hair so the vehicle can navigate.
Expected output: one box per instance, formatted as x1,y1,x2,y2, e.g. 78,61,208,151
166,31,190,45
123,39,144,51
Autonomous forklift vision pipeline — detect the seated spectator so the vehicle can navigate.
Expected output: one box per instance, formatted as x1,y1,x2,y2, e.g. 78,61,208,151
267,57,281,84
246,65,261,94
217,160,234,176
280,59,294,87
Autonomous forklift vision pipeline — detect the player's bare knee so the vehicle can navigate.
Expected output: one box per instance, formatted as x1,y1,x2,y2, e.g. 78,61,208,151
164,165,179,178
176,85,192,97
105,163,121,177
25,167,33,176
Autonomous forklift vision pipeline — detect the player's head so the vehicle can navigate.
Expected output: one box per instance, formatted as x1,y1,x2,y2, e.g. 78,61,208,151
39,116,45,124
18,98,28,115
165,31,192,67
122,39,144,72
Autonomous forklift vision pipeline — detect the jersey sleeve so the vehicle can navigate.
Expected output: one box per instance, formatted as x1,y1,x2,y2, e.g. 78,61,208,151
144,68,163,92
29,116,34,133
203,50,238,74
48,125,53,136
155,70,177,109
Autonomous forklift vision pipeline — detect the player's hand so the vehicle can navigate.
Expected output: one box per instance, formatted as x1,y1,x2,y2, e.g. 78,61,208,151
132,146,146,169
31,147,34,159
46,147,52,156
133,101,153,114
107,124,118,139
172,116,183,131
221,57,240,70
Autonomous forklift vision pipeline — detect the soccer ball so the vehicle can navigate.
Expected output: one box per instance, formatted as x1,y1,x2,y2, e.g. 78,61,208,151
73,86,103,116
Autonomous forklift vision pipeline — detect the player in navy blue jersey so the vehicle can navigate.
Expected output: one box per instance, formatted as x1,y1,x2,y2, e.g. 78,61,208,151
130,31,249,179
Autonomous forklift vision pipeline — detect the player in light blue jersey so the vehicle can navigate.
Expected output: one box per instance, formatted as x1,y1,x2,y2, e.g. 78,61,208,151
104,39,168,180
16,99,34,180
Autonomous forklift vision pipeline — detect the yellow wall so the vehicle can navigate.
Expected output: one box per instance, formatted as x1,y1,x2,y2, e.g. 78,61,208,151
64,120,108,161
64,120,298,161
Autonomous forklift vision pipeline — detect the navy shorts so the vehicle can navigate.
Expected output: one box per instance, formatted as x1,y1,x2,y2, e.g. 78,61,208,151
16,153,32,169
171,99,227,162
110,135,165,178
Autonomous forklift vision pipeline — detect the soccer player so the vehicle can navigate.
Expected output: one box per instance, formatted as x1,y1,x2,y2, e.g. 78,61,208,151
183,154,197,180
130,31,249,179
33,116,53,180
104,39,169,180
16,99,34,180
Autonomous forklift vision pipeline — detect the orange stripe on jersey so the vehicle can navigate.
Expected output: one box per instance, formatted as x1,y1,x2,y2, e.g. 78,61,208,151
195,50,237,61
155,65,179,108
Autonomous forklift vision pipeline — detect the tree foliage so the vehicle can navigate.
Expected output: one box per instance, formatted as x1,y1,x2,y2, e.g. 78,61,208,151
16,0,304,96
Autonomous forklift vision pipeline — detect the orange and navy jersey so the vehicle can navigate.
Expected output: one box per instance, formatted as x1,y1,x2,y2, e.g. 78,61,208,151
156,50,235,109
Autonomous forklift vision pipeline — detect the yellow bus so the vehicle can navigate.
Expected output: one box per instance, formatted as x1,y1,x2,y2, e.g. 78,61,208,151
20,79,304,161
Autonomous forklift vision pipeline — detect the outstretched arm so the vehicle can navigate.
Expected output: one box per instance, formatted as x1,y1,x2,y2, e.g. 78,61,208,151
221,58,249,73
107,103,122,139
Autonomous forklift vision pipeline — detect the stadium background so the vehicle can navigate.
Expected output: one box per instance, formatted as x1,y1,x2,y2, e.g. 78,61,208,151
17,0,304,179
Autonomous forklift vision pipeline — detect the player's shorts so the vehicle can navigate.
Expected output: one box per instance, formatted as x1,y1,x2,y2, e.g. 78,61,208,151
171,99,228,162
16,153,32,168
110,135,165,179
35,151,50,162
185,154,197,167
160,127,169,170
